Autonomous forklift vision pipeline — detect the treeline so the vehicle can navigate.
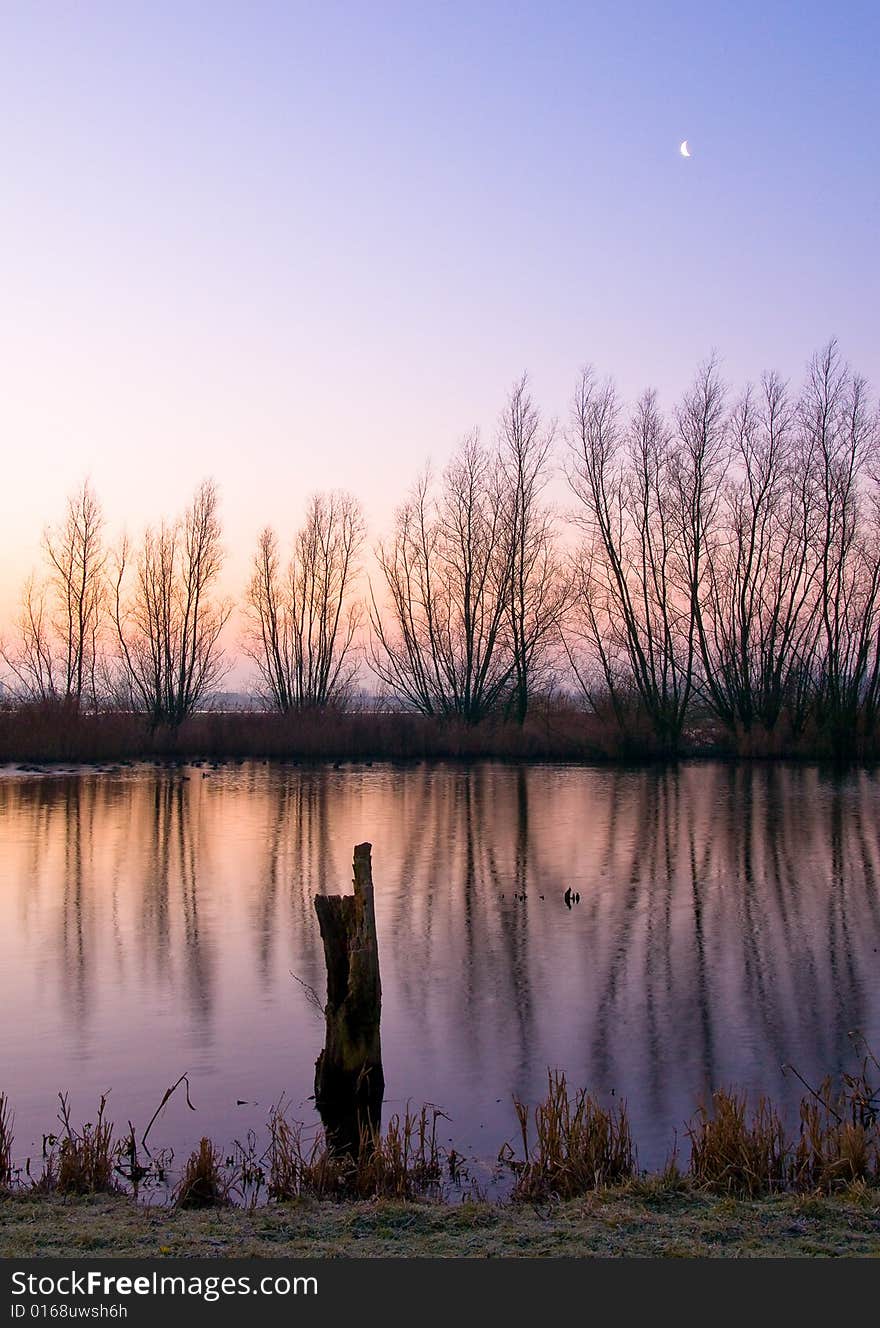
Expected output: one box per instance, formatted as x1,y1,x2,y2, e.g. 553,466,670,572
2,341,879,760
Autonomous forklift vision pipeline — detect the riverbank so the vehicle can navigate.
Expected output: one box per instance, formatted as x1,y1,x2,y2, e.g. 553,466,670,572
3,1186,880,1257
0,700,873,765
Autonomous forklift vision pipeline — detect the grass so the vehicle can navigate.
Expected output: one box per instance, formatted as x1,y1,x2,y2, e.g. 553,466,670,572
173,1138,233,1209
0,697,735,765
38,1094,118,1197
2,697,877,766
1,1061,879,1256
503,1068,878,1203
267,1103,447,1201
791,1051,880,1191
687,1091,788,1196
3,1187,880,1258
502,1070,636,1199
685,1051,880,1198
0,698,628,764
4,1050,880,1207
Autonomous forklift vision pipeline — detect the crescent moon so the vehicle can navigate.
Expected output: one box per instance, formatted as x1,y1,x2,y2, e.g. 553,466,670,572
680,140,691,157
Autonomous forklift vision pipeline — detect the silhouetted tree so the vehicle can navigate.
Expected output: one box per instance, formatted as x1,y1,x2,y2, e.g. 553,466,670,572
1,343,875,760
113,480,230,726
244,492,364,710
699,373,821,735
498,376,568,723
674,355,730,724
804,341,880,750
371,435,514,722
2,481,107,708
864,473,880,736
566,372,696,752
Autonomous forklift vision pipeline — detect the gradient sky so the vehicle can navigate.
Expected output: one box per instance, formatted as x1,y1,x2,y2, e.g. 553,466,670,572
1,0,877,634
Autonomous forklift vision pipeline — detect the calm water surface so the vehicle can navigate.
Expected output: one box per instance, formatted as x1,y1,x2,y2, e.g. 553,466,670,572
1,760,879,1180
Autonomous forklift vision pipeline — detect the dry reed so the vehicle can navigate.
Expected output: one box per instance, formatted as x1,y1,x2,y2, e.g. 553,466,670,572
686,1090,788,1196
0,1093,13,1187
0,697,729,765
789,1048,880,1190
351,1105,446,1200
501,1070,636,1200
267,1102,446,1201
173,1137,233,1208
40,1093,118,1196
266,1109,345,1200
3,1044,878,1207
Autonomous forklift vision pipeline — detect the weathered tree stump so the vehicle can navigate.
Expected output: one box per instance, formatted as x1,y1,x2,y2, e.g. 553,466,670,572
314,842,384,1153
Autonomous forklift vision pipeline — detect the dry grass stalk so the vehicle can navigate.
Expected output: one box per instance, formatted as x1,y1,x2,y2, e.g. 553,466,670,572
686,1090,788,1196
266,1108,346,1200
173,1137,232,1208
4,1042,877,1205
789,1051,880,1191
40,1093,118,1195
0,1093,13,1187
503,1069,636,1200
0,696,704,765
267,1102,446,1201
350,1105,445,1200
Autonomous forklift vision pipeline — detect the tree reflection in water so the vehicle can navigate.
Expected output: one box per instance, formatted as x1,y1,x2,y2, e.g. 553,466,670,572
0,761,878,1172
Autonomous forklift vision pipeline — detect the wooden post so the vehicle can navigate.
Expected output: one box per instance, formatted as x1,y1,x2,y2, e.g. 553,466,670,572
314,842,384,1152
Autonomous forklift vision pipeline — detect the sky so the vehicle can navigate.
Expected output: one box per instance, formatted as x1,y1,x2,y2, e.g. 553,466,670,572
1,0,878,645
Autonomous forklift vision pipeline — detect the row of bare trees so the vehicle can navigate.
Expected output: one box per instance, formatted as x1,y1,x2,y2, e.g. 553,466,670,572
2,342,878,751
3,484,107,709
0,479,370,728
2,481,232,725
566,342,880,753
370,379,566,725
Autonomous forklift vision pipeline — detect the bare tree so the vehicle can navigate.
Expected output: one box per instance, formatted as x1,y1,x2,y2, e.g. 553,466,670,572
498,376,568,723
864,463,880,736
566,371,696,752
245,527,291,712
2,482,107,708
2,575,59,703
803,341,880,749
244,492,365,710
673,356,730,719
113,480,231,726
699,373,821,734
371,434,514,722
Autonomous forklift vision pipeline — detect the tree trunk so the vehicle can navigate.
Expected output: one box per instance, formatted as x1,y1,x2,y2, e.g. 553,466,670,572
314,842,384,1153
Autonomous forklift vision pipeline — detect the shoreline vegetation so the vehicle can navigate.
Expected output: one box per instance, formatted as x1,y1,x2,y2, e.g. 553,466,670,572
1,700,878,767
2,1054,880,1258
4,1188,880,1258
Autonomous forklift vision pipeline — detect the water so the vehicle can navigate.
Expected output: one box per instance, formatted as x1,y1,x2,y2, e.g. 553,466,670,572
1,759,879,1184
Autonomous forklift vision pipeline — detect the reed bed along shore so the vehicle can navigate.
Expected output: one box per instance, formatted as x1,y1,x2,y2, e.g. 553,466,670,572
2,1050,879,1212
3,1063,880,1259
2,698,877,766
0,698,702,765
